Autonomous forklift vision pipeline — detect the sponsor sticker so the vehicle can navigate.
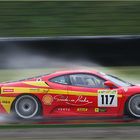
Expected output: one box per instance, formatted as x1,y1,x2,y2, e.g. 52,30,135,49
123,87,128,92
54,95,93,106
98,90,117,94
42,95,53,105
57,108,70,111
3,89,14,92
1,100,11,104
77,108,88,112
30,88,40,92
94,108,107,112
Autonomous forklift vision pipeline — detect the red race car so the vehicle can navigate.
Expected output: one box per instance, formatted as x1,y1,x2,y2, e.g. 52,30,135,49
0,69,139,119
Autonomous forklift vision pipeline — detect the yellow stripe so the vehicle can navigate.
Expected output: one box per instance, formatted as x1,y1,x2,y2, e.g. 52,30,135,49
48,89,97,96
1,87,122,98
23,81,49,87
48,89,67,94
68,90,98,96
48,89,122,97
118,94,122,97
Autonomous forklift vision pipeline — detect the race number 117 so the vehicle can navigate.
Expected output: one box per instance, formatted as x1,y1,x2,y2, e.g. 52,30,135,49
98,92,117,107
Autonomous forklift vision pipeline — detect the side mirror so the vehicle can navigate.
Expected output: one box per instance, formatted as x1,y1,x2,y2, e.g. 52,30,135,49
104,81,115,88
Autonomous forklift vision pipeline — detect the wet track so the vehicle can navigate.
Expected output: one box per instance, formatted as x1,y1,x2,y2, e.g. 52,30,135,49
0,114,140,125
0,116,140,140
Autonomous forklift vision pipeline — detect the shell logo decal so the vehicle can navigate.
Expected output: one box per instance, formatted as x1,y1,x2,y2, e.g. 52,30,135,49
42,95,53,105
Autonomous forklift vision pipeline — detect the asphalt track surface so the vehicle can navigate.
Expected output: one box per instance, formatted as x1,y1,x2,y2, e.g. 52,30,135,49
0,116,140,140
0,126,140,140
0,115,139,139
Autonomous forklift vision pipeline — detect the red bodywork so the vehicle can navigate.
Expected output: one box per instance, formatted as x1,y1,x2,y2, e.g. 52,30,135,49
0,70,140,118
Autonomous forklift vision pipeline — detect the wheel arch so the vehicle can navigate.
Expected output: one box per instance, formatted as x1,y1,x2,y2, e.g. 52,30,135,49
124,93,140,116
11,93,43,116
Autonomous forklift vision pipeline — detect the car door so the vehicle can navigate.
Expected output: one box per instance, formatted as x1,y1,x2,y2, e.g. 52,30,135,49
67,73,121,117
43,75,69,116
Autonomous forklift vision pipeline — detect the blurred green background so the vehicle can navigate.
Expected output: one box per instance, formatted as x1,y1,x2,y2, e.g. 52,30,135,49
0,67,140,84
0,1,140,36
0,1,139,83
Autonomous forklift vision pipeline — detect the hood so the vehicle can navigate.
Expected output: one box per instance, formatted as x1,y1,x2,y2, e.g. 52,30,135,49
1,80,47,87
121,85,140,94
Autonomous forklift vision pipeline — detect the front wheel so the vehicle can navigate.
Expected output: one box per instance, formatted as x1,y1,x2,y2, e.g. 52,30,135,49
13,95,41,119
127,94,140,118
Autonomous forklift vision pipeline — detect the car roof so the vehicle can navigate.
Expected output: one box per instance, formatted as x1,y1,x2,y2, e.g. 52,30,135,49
47,69,101,78
55,69,98,74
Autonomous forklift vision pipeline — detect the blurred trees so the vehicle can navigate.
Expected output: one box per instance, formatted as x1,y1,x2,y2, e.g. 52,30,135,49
0,1,140,36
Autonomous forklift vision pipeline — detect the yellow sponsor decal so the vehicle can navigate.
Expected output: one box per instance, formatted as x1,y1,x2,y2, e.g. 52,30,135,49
98,90,122,98
95,108,99,112
77,108,88,112
0,97,15,113
98,90,117,94
94,108,107,112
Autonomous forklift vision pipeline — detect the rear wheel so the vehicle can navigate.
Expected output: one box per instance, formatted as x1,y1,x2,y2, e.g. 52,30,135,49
13,95,41,119
127,94,140,118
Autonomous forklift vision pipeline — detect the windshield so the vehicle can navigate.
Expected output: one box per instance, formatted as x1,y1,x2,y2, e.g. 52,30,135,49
104,74,133,87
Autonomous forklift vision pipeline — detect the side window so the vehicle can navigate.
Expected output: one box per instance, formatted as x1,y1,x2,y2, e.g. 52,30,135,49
69,74,106,88
50,76,68,84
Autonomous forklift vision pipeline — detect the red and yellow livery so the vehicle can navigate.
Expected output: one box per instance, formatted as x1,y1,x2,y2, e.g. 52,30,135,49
0,70,140,119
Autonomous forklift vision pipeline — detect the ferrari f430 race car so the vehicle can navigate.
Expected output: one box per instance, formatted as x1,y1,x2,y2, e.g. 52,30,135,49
0,70,140,119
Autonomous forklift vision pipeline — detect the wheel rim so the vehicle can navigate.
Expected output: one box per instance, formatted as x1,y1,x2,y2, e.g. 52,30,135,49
15,95,38,119
128,94,140,117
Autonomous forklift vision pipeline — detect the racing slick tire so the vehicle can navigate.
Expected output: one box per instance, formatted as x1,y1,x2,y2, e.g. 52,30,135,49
13,95,41,119
127,94,140,118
